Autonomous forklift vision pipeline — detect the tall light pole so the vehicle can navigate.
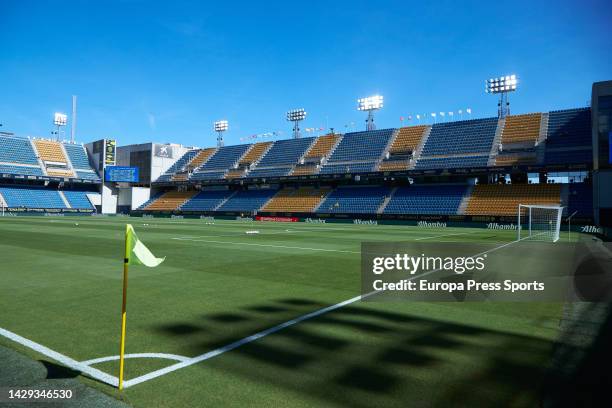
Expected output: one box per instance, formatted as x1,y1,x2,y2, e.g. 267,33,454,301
53,112,67,141
214,120,228,147
485,75,518,118
287,108,306,139
357,95,383,131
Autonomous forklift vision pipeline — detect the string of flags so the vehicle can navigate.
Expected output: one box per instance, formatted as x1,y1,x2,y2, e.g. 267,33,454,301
399,108,472,124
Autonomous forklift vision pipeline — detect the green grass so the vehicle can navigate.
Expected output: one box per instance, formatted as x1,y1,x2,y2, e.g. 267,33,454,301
0,216,571,407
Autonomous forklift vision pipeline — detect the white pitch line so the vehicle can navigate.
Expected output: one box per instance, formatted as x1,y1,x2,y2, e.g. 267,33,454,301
81,353,190,366
414,231,473,241
0,327,118,387
123,237,522,388
171,237,361,254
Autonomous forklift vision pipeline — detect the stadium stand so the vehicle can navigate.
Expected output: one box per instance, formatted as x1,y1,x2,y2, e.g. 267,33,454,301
186,148,216,171
414,155,490,170
159,150,198,180
145,191,198,211
325,129,394,162
225,168,246,179
384,185,467,215
290,164,318,176
196,144,250,171
303,134,341,160
190,170,229,181
544,108,592,165
0,136,39,165
0,165,43,176
33,140,68,163
378,126,427,171
255,138,314,168
239,142,273,165
217,188,277,212
137,192,164,210
62,190,94,209
246,166,293,178
0,186,66,209
263,186,331,212
319,162,375,174
494,152,537,166
500,114,542,145
180,190,232,211
317,186,390,214
62,143,100,181
465,184,561,216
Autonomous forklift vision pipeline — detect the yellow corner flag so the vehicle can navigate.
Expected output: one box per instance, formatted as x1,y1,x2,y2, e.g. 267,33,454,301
118,224,164,390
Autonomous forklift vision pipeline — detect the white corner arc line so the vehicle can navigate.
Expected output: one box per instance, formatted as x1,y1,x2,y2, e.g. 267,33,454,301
81,353,190,366
0,327,118,387
123,237,524,388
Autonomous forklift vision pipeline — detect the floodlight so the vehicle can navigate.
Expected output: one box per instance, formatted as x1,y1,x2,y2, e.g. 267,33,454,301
286,108,307,138
54,112,68,126
214,120,229,132
485,74,518,118
357,95,383,111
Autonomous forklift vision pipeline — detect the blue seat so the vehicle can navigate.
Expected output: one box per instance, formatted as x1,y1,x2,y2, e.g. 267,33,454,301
318,186,390,214
181,190,232,211
0,186,67,209
217,189,277,212
384,185,467,215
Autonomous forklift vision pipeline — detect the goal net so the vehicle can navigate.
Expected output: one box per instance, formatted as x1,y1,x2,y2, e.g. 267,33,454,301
517,204,563,242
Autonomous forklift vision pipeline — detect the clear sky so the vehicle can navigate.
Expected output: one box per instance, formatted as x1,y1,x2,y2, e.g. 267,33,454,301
1,0,610,147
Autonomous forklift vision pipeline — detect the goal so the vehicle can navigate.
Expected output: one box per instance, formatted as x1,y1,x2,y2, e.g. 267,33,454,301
517,204,563,242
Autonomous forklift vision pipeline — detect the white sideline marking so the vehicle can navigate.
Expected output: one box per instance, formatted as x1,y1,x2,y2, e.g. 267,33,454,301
171,237,361,254
414,232,472,241
123,237,524,388
81,353,190,366
0,327,118,387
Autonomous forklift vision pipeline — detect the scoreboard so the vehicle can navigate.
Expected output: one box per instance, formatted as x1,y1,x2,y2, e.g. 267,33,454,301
105,166,139,183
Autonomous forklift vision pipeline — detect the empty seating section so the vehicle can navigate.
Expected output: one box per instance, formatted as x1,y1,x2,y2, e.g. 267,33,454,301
495,152,537,166
304,134,340,159
420,118,498,156
163,150,199,176
318,186,390,214
46,168,75,178
0,165,43,176
545,108,592,164
190,171,228,181
34,140,67,163
290,164,317,176
225,169,246,179
567,183,593,217
500,114,541,144
217,189,277,212
325,129,395,163
63,144,92,169
414,155,489,170
0,186,66,209
255,138,314,167
239,142,272,165
466,184,561,216
63,191,94,209
137,192,164,210
390,126,427,153
247,167,292,178
0,136,38,165
186,148,216,171
319,162,375,174
76,171,100,181
378,160,409,171
145,191,197,211
263,187,330,212
384,185,466,215
180,190,232,211
197,144,250,171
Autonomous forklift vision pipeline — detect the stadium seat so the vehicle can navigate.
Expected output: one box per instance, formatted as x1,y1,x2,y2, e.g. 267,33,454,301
263,187,331,212
33,140,68,163
0,136,39,165
303,134,341,159
239,142,273,165
0,186,67,209
62,190,94,209
318,186,390,214
465,184,561,216
180,190,232,211
217,189,277,212
384,185,467,215
544,108,592,165
145,191,198,211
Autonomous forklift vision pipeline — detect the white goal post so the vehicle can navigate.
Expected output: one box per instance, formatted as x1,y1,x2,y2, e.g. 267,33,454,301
517,204,563,242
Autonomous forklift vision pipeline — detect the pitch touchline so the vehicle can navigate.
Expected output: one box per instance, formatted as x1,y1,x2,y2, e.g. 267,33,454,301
122,237,522,388
171,237,361,254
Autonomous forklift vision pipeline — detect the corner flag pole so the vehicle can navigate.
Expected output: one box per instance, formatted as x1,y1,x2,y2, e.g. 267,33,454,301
118,224,130,390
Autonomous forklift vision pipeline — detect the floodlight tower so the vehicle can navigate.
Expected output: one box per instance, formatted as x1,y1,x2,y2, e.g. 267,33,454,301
53,112,68,141
286,109,306,139
214,120,228,147
485,75,518,118
357,95,383,131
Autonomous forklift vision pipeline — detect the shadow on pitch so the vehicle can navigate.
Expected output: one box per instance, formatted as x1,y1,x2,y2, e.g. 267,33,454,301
154,298,558,407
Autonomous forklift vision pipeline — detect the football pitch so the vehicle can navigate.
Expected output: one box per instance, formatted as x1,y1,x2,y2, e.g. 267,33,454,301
0,216,573,407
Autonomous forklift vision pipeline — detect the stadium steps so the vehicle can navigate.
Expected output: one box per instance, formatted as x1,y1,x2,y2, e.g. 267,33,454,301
535,113,549,164
457,185,474,215
58,191,71,208
409,125,432,169
60,142,76,171
376,129,400,170
488,117,505,166
312,188,334,212
186,148,217,172
214,190,238,210
376,187,397,214
239,142,273,168
297,137,319,164
29,139,48,176
320,134,344,167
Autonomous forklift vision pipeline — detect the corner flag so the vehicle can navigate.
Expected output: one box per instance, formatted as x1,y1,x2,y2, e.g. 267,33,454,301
118,224,164,390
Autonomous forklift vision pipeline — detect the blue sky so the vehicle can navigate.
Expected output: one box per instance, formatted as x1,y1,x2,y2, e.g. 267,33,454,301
1,0,610,147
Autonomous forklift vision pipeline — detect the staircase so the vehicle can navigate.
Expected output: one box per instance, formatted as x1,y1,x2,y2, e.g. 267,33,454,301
376,129,400,170
377,187,397,214
457,185,474,215
58,191,71,208
312,188,334,212
487,117,506,166
535,113,549,164
250,142,275,169
321,134,344,166
214,190,238,211
409,125,432,169
29,139,48,176
60,143,76,173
